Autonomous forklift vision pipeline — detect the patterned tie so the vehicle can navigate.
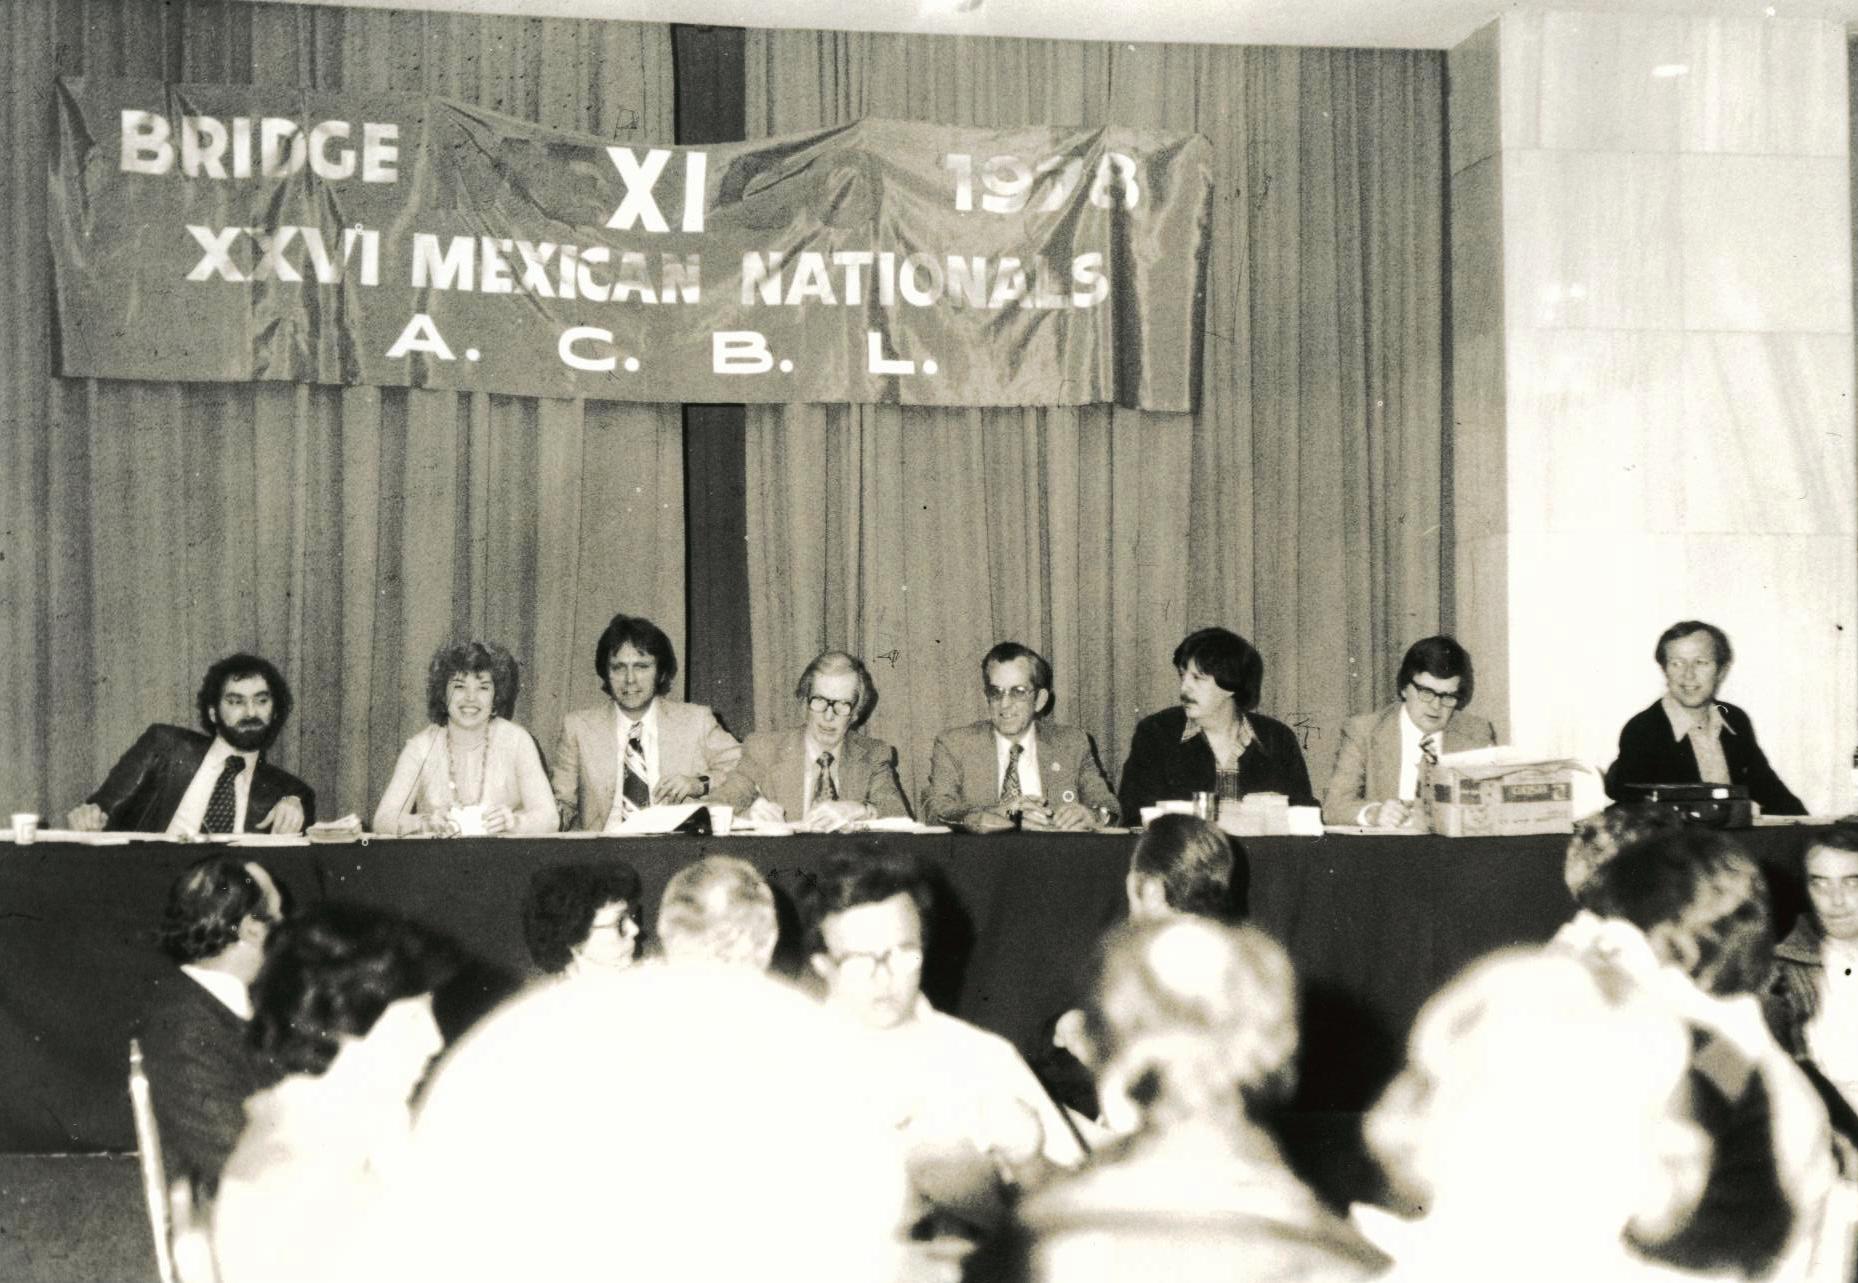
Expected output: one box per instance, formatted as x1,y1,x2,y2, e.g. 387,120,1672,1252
202,756,245,834
1000,743,1023,805
814,751,838,807
1415,733,1440,799
620,721,651,816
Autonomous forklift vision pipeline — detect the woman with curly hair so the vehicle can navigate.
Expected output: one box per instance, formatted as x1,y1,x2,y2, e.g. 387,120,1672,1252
373,639,558,835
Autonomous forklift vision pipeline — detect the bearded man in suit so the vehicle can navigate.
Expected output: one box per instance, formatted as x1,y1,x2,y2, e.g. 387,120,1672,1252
711,650,910,831
1321,635,1497,828
551,613,742,831
68,653,313,835
923,642,1118,832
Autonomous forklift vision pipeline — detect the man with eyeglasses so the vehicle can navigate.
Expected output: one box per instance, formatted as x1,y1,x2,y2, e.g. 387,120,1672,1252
1605,620,1803,815
712,650,910,831
1321,635,1496,827
923,641,1119,832
806,848,1085,1233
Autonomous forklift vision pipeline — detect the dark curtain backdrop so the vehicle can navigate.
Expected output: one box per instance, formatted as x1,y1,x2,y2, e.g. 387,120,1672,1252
1,0,685,820
740,31,1448,803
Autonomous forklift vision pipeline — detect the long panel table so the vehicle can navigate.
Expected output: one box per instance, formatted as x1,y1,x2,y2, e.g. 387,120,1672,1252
0,825,1822,1153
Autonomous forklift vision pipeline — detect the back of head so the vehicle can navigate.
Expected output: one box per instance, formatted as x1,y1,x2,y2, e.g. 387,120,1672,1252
1564,803,1685,897
1130,816,1238,919
1578,829,1773,996
159,855,269,964
523,862,644,975
1084,917,1297,1124
658,855,777,969
249,904,457,1076
397,966,907,1283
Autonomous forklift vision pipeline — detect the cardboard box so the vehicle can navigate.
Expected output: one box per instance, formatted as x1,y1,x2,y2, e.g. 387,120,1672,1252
1424,756,1581,837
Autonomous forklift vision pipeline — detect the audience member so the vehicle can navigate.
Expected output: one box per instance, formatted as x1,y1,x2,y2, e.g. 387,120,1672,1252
1605,620,1804,815
551,613,742,830
657,854,778,969
69,653,313,834
521,861,643,977
1118,627,1316,818
712,650,910,830
1562,802,1684,898
1768,825,1858,1121
373,640,557,835
1321,635,1496,827
136,855,285,1192
1127,813,1246,921
923,641,1118,832
212,905,456,1283
1004,918,1386,1283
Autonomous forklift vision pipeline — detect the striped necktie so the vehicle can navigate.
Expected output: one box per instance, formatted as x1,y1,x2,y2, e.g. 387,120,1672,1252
814,751,838,807
1415,733,1439,798
1000,743,1023,804
620,721,651,816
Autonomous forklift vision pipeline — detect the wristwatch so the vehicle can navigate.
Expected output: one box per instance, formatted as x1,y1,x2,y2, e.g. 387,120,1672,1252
695,774,711,797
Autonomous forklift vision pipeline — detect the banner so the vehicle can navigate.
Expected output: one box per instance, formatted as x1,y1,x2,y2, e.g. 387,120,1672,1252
49,77,1211,411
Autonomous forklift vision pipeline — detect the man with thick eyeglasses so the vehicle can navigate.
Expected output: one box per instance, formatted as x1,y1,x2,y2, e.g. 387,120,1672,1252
711,650,910,831
1321,634,1496,827
1605,619,1803,815
922,641,1119,832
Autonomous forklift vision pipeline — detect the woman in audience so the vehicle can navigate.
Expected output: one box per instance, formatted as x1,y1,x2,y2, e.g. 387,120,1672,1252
1005,916,1386,1282
372,639,558,835
212,904,456,1283
1117,627,1315,820
521,860,644,977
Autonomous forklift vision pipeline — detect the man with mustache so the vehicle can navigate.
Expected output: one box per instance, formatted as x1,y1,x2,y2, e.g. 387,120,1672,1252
67,652,314,834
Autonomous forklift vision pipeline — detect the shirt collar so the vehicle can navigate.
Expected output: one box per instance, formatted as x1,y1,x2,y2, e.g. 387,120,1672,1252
803,732,841,765
1181,714,1259,753
993,725,1036,752
617,700,659,737
180,964,253,1020
205,736,259,771
1660,696,1732,742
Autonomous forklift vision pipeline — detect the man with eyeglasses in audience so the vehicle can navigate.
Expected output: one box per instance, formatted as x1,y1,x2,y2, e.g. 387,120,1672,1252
1321,635,1495,828
1605,620,1804,815
923,641,1119,832
711,650,910,831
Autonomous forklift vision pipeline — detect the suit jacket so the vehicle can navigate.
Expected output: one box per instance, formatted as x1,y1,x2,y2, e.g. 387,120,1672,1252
711,728,912,820
88,724,315,833
134,970,282,1190
551,698,743,831
1320,704,1498,824
1117,706,1317,818
1605,699,1805,816
922,720,1119,825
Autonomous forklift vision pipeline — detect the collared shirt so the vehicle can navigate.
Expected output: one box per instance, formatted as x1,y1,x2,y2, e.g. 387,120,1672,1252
1660,695,1733,786
179,963,253,1020
168,737,259,835
993,727,1043,800
603,702,661,831
1396,706,1436,803
1809,937,1858,1092
1178,714,1255,767
802,733,843,814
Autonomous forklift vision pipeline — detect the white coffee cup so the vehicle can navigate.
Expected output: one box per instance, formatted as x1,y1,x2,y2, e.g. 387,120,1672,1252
706,804,734,836
450,804,488,836
12,813,39,844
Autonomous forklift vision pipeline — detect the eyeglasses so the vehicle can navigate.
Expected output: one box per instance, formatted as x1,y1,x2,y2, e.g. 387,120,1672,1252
1406,683,1461,708
806,695,856,717
828,944,924,981
1663,658,1718,675
984,684,1038,705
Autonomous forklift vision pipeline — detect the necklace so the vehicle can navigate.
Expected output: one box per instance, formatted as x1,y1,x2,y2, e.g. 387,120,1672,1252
445,727,488,805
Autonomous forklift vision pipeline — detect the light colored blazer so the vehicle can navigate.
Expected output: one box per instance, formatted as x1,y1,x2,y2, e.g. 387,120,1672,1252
1320,703,1497,825
551,698,743,831
372,718,559,835
922,719,1120,825
711,728,912,820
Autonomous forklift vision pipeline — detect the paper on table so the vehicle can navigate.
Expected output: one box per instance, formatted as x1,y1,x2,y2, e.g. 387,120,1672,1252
608,804,705,835
229,832,312,847
15,828,137,845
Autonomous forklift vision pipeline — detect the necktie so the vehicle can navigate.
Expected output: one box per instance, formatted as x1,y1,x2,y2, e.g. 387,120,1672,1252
1001,743,1023,804
620,722,651,816
203,757,245,834
1415,733,1439,798
814,751,838,807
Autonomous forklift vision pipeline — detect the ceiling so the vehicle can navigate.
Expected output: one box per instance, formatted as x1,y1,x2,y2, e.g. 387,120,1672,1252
258,0,1858,50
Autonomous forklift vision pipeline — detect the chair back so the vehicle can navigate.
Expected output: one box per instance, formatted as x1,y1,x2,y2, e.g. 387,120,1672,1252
128,1038,177,1283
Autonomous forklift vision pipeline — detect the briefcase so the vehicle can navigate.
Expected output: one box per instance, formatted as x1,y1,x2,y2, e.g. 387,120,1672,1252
1615,782,1752,829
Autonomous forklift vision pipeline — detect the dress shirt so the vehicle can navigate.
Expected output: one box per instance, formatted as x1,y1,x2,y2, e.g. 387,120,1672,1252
802,734,841,814
603,703,661,831
168,738,259,835
1809,937,1858,1111
1396,708,1430,803
994,729,1044,800
1660,696,1732,786
180,964,254,1021
1178,716,1256,763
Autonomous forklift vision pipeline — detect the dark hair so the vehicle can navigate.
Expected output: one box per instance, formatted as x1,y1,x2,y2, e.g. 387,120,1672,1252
1808,824,1858,863
157,855,275,963
248,904,457,1077
1564,803,1684,896
594,614,677,698
1171,628,1263,712
196,653,293,737
793,651,877,725
981,642,1054,696
1579,829,1773,997
803,846,934,959
1396,635,1475,708
1131,815,1240,918
425,640,522,725
523,862,645,975
1655,621,1733,668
